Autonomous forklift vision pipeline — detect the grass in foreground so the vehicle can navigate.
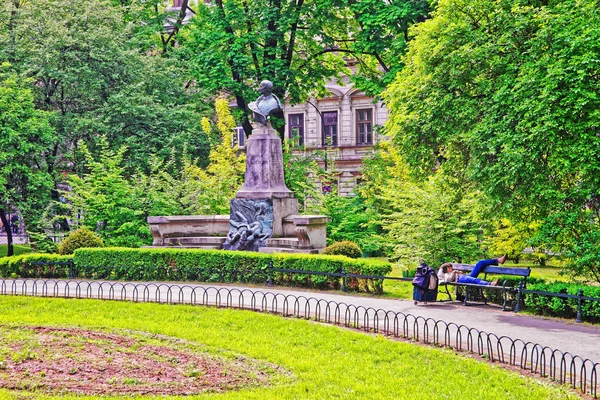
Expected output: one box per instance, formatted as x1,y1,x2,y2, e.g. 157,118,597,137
0,296,578,400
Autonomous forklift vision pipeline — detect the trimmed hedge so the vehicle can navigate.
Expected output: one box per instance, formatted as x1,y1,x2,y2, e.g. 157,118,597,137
524,282,600,321
73,247,392,293
0,254,73,279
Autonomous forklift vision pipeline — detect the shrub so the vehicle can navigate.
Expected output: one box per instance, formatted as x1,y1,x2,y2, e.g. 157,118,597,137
523,282,600,321
73,247,392,293
323,241,362,259
28,232,58,254
0,254,72,279
58,227,104,255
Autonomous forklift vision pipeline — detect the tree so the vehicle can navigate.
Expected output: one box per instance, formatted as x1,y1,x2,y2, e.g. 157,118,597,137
183,0,430,136
65,139,153,247
178,98,246,215
0,0,212,177
0,64,56,256
385,0,600,280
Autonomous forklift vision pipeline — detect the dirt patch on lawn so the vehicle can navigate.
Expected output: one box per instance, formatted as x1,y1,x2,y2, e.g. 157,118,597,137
0,326,281,396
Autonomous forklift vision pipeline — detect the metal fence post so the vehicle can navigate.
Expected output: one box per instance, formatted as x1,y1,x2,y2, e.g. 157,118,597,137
68,259,75,279
268,261,273,287
341,268,347,293
514,281,523,313
576,288,584,323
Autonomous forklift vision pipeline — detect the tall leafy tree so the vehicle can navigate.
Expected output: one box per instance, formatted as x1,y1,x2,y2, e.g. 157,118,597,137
183,0,430,136
0,0,211,177
0,64,56,256
385,0,600,280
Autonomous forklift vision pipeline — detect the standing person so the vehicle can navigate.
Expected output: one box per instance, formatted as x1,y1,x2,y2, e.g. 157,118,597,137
438,255,507,286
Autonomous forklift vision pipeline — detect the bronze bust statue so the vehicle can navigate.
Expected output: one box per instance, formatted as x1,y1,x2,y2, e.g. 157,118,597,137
248,80,282,125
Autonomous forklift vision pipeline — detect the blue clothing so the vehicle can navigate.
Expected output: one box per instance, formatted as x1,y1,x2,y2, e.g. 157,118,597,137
457,275,490,285
470,258,499,278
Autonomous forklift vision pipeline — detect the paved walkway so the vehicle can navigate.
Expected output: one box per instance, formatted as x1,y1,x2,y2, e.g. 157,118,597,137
3,278,599,363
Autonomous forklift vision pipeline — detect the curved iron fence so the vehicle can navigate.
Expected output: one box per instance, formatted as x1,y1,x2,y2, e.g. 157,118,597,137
0,278,597,398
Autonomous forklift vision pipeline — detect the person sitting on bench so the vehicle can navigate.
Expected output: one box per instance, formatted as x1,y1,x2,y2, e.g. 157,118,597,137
437,255,507,286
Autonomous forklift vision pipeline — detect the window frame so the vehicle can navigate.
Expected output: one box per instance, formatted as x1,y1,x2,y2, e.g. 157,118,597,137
322,111,338,147
356,108,373,145
288,113,305,146
231,126,246,148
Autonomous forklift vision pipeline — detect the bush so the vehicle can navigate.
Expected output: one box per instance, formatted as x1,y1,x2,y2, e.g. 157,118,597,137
323,241,362,259
28,232,58,254
0,254,72,279
58,227,104,255
523,282,600,321
73,247,392,293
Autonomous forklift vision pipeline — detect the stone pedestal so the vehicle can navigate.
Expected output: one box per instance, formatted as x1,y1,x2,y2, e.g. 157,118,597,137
224,125,299,251
236,126,294,200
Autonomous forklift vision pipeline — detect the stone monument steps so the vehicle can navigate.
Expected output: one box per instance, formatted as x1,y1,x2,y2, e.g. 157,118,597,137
260,246,320,254
163,236,227,248
266,237,300,248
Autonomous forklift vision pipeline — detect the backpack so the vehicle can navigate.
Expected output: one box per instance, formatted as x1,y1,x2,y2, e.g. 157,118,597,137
412,263,436,290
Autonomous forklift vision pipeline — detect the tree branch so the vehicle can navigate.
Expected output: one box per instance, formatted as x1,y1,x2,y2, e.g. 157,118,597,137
161,0,189,53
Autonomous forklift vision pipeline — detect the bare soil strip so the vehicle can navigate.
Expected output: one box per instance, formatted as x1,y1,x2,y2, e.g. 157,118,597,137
0,326,278,395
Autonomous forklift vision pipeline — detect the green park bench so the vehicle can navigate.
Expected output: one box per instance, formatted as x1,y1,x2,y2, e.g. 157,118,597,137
440,263,531,311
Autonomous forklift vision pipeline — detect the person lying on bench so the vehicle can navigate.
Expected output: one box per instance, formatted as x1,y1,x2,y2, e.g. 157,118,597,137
437,255,508,286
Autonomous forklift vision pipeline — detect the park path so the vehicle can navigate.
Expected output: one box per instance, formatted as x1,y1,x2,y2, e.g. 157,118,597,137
2,278,599,363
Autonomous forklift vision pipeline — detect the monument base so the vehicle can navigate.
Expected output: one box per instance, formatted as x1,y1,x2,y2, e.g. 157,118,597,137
146,122,328,254
222,198,274,252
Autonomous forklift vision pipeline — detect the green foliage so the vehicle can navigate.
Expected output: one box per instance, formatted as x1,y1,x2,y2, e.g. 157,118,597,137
64,139,152,247
323,241,362,259
0,0,211,174
27,232,58,254
383,164,489,268
385,0,600,281
72,247,391,293
488,219,539,264
0,253,71,278
282,139,323,209
58,227,104,255
179,99,245,215
183,0,429,135
0,298,579,400
0,63,56,241
524,283,600,322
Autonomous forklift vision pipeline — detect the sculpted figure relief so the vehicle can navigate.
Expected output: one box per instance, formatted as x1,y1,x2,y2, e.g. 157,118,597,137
248,80,282,125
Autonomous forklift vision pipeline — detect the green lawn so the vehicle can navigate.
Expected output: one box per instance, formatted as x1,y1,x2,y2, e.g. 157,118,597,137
0,296,578,399
0,244,31,258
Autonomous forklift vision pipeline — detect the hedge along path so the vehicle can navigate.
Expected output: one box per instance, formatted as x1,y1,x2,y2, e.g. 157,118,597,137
0,247,392,293
0,296,580,400
0,279,596,399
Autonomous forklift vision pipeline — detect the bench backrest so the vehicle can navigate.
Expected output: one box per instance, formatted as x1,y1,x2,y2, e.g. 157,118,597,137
482,266,531,277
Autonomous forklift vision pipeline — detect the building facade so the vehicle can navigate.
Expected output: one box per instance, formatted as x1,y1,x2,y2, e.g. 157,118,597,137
233,81,388,196
282,81,387,196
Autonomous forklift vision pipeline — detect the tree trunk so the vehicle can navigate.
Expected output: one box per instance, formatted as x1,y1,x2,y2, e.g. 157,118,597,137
0,209,14,257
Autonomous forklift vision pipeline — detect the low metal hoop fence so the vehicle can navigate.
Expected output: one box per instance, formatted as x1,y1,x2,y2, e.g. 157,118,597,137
0,278,597,398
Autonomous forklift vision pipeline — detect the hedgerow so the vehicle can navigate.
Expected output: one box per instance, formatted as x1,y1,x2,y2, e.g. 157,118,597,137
72,247,392,293
524,282,600,321
0,254,73,279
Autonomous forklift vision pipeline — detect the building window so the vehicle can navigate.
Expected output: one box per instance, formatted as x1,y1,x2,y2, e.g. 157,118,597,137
288,113,304,146
231,126,245,148
356,109,373,145
322,111,338,146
